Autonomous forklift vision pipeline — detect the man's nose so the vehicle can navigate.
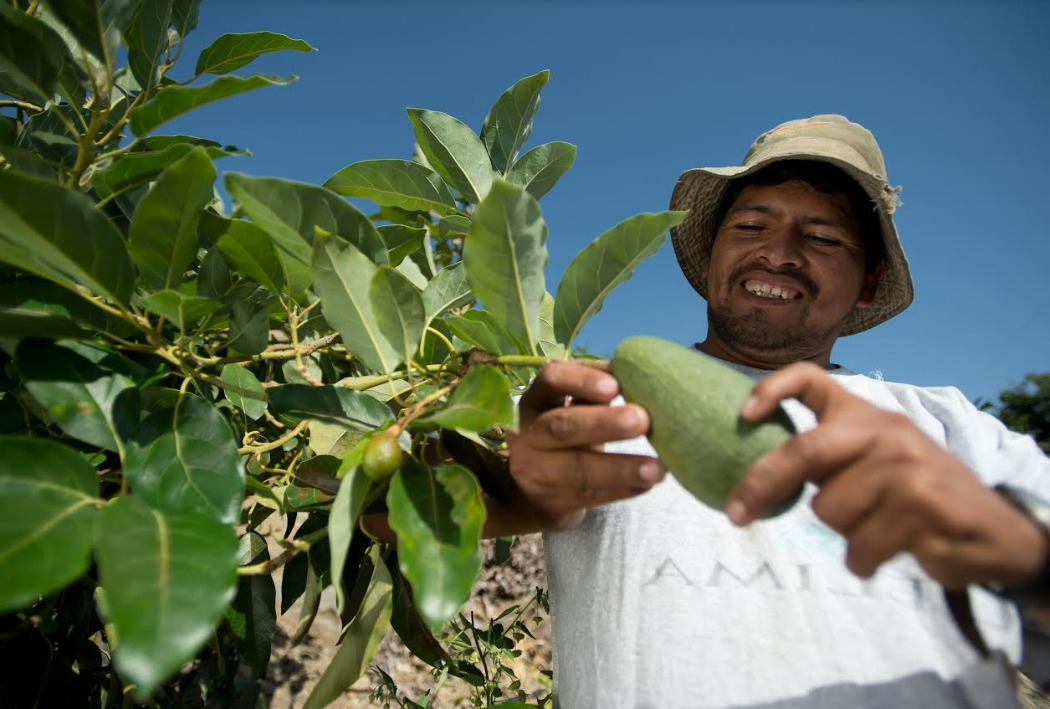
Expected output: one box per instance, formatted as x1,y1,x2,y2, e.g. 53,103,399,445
755,226,804,269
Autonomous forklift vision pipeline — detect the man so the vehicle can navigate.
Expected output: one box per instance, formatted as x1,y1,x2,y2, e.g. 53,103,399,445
501,116,1050,707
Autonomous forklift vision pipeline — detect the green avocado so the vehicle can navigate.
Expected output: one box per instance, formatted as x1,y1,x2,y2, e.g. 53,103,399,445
612,335,801,517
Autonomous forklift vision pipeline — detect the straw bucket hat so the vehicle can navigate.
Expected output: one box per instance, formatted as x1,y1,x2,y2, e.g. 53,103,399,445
668,114,913,336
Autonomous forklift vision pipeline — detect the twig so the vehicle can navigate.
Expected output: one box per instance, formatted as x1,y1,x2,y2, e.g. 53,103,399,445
238,420,308,455
237,526,329,575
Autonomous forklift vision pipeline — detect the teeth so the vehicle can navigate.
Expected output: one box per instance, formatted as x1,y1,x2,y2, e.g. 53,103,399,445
745,281,795,300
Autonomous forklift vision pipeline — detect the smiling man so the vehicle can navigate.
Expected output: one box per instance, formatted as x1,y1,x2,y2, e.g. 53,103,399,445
502,116,1050,708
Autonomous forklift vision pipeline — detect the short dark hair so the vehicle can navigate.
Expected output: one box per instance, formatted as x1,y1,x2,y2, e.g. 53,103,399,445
713,160,885,273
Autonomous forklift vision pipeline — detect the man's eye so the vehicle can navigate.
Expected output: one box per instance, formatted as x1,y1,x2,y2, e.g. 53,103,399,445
736,224,763,232
808,234,840,246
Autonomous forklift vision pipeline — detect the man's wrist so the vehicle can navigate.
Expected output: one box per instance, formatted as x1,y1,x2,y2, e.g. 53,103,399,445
984,484,1050,612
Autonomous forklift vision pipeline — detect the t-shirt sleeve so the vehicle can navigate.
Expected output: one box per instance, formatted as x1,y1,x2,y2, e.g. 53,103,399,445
906,385,1050,498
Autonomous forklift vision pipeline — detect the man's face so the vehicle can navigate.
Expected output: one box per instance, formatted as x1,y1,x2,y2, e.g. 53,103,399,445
704,179,882,364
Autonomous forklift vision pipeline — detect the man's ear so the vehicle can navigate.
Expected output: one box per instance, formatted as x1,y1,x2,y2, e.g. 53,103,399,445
856,260,885,308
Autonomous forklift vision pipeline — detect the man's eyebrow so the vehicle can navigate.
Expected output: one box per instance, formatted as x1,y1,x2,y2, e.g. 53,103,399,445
727,204,775,217
727,204,851,230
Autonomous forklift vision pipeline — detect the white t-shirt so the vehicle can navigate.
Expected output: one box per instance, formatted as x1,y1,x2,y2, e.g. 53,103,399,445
543,364,1050,709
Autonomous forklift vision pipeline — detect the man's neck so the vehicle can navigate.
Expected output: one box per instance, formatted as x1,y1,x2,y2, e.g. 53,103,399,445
695,336,834,371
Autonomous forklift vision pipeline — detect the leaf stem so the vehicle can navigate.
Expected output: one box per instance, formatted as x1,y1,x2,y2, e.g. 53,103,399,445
94,91,146,148
237,526,329,576
0,99,42,112
425,326,456,357
238,420,309,455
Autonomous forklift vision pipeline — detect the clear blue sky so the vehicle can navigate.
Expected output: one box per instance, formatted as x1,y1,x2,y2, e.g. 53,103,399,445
165,0,1050,404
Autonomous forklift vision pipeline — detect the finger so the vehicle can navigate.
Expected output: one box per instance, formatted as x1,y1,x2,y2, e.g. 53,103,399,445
809,461,887,534
741,361,852,423
526,403,650,450
520,450,666,492
841,492,925,578
520,360,620,415
727,423,874,524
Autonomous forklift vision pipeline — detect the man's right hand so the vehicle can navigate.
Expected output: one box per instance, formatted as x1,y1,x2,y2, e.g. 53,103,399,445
503,360,666,533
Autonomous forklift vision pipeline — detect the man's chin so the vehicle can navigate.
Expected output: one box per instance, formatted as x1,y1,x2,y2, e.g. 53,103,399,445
708,307,837,360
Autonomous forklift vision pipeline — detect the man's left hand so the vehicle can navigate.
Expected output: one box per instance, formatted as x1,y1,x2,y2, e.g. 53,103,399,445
725,362,1048,591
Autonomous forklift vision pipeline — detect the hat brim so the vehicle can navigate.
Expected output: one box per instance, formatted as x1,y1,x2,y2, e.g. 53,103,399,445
669,153,913,337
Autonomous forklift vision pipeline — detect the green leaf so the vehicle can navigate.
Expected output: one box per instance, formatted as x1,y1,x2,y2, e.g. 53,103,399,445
387,462,485,631
0,438,99,614
396,255,429,291
408,109,493,204
284,484,333,510
226,531,277,677
442,309,524,356
93,141,245,201
308,421,366,458
422,262,473,324
198,248,232,300
129,74,296,137
370,266,425,367
377,225,425,267
462,178,548,356
312,232,401,374
225,172,387,292
0,5,71,103
268,384,393,432
538,291,565,358
171,0,201,39
128,147,216,290
281,551,309,615
436,215,471,236
0,288,93,339
295,554,325,644
554,211,687,348
221,364,267,421
41,0,139,70
281,357,323,386
303,545,392,709
16,339,139,452
195,31,313,75
94,495,239,697
123,0,172,92
385,553,452,668
422,365,515,432
329,462,371,614
324,159,459,216
214,218,287,294
481,70,549,174
0,169,135,306
0,280,140,340
506,141,577,200
226,295,270,355
125,394,246,524
139,289,222,332
293,455,342,495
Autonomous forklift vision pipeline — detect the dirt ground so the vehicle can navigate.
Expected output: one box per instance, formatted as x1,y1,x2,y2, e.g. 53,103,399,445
260,530,551,709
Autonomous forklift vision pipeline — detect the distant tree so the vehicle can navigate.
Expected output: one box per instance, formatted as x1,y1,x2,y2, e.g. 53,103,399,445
983,374,1050,455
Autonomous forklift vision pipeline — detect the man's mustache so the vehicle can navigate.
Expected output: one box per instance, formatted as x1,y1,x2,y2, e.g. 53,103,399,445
727,263,819,297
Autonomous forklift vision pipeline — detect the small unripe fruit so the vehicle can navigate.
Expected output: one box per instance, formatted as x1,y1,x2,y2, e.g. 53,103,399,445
362,429,403,481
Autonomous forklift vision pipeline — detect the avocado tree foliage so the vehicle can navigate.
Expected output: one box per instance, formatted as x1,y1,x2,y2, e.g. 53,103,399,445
0,1,685,706
983,373,1050,455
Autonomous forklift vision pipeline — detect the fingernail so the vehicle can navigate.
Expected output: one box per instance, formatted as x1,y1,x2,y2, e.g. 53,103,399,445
725,499,748,526
619,409,640,433
741,394,759,419
639,460,662,482
596,377,618,398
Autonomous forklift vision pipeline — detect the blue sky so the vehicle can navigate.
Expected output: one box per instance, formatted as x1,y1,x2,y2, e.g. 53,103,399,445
165,0,1050,404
